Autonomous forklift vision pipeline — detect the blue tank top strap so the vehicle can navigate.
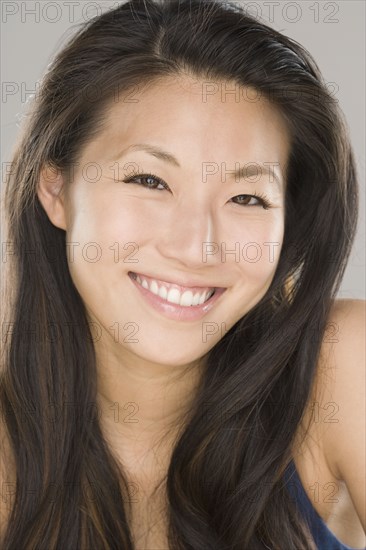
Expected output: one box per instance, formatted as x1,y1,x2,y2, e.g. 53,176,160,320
283,459,366,550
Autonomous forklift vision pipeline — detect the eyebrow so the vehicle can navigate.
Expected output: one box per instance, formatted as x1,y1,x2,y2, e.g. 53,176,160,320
115,143,283,190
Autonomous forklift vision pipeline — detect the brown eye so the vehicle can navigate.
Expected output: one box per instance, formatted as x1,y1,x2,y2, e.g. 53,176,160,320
231,193,272,210
122,173,168,190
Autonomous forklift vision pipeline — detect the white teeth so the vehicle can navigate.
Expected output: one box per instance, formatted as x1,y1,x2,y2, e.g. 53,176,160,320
180,290,194,306
197,291,207,305
132,273,215,307
150,280,159,295
158,286,168,300
167,288,181,305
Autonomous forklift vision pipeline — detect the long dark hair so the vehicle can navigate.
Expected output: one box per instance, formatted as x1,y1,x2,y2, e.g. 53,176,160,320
0,0,358,548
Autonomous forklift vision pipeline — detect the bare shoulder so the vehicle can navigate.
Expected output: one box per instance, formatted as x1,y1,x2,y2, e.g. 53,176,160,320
317,298,366,530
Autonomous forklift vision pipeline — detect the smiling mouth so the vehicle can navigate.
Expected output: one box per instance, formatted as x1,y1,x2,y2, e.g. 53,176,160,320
128,271,218,307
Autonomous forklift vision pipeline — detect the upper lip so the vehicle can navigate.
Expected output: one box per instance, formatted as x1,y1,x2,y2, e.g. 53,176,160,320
129,271,226,290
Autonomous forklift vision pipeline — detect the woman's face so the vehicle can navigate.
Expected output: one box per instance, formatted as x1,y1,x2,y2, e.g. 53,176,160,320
46,76,290,367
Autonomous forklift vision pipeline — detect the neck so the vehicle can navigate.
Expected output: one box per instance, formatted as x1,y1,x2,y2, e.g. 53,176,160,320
94,340,205,471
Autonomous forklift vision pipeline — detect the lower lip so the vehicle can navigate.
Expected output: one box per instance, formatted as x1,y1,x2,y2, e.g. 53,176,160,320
128,272,226,321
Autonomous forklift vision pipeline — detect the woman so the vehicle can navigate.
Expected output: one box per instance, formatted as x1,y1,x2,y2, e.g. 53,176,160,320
0,0,365,548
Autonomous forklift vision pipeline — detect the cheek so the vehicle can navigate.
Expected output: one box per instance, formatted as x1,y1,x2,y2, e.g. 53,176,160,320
66,189,151,264
222,212,284,276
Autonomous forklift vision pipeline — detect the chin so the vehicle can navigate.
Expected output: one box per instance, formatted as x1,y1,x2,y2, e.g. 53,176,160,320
131,345,207,368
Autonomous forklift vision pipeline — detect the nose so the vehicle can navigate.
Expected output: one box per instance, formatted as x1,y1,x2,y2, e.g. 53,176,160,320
154,200,220,269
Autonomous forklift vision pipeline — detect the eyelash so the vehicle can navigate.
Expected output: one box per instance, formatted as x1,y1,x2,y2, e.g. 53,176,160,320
121,171,273,210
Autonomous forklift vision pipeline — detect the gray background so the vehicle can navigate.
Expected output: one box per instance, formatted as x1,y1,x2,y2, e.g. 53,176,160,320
1,0,365,298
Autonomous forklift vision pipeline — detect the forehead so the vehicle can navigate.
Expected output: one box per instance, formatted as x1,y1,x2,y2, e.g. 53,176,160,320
83,75,291,176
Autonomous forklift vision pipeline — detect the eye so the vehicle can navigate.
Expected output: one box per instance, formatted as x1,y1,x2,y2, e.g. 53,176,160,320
231,193,273,210
122,172,168,191
121,172,273,210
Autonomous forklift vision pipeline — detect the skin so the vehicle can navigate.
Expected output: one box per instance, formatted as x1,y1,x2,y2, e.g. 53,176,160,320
291,299,366,547
7,74,365,549
37,75,290,467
